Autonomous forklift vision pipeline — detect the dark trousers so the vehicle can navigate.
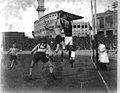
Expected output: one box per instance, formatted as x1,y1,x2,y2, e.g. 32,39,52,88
97,61,108,71
100,63,108,71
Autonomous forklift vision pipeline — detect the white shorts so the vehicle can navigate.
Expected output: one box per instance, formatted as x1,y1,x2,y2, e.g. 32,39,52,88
71,51,75,58
65,37,73,45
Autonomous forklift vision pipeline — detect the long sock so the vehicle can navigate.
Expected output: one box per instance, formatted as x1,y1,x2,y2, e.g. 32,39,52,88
29,68,33,76
49,66,56,80
29,61,34,76
11,60,14,68
49,66,53,73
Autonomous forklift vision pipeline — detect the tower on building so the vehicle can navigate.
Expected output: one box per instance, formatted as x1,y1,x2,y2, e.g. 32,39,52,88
36,0,46,19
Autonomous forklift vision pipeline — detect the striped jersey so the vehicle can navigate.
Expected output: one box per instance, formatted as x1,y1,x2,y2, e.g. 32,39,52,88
32,43,53,55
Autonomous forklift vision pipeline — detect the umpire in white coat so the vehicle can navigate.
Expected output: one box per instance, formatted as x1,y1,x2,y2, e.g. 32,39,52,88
98,42,109,71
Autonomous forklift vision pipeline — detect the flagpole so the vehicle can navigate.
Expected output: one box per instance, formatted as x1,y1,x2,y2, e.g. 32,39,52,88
94,0,98,64
94,0,97,35
91,0,95,62
117,1,120,92
90,29,93,60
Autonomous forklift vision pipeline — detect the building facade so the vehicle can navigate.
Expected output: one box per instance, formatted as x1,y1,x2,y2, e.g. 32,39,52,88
34,19,90,38
72,22,91,37
96,10,117,36
34,11,57,38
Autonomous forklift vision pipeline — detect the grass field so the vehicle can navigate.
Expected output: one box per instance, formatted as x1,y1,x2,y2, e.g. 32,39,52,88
1,51,117,93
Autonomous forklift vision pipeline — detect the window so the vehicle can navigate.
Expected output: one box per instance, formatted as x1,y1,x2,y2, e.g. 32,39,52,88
77,25,80,28
73,25,76,28
82,25,84,28
85,25,87,28
98,17,104,28
105,15,113,28
52,26,54,28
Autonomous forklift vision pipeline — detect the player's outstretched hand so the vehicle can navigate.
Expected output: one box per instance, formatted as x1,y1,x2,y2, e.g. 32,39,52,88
20,50,22,52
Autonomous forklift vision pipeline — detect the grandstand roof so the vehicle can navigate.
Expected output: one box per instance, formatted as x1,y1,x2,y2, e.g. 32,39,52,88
39,10,83,21
96,10,117,16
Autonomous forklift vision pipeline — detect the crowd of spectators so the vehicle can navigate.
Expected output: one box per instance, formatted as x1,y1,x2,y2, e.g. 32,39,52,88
2,35,57,51
73,35,91,50
2,32,117,51
73,33,117,50
96,34,117,50
2,36,35,51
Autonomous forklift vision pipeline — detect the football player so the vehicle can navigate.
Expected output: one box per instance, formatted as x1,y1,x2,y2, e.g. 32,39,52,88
8,43,22,69
28,40,56,80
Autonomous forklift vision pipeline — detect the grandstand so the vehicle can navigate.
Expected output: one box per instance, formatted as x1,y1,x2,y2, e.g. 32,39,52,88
1,31,117,51
2,32,35,51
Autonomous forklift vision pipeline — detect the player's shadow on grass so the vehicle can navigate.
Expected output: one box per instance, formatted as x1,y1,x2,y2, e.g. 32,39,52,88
42,62,63,90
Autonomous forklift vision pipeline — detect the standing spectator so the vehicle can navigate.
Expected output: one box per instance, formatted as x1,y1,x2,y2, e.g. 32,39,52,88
98,42,109,71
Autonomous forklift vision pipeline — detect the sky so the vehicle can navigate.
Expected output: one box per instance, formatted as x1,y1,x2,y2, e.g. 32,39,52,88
0,0,117,37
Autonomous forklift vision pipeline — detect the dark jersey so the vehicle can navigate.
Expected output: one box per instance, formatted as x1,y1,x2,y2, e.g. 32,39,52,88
60,18,72,36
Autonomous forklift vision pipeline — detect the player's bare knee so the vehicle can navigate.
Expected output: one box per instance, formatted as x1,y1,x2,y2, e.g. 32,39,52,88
47,61,54,68
30,61,35,68
30,65,33,68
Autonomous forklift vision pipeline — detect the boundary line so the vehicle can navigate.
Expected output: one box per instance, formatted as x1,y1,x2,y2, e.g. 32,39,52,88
91,60,112,93
80,82,83,93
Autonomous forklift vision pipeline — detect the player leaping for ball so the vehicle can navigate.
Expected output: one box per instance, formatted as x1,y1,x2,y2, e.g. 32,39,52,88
28,40,56,80
7,43,22,69
54,11,76,68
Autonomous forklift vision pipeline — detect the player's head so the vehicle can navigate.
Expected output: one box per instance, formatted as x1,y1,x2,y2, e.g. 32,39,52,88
12,44,16,48
58,10,64,18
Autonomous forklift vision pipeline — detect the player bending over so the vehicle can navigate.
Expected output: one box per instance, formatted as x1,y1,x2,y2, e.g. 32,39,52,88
28,40,56,80
8,44,22,69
